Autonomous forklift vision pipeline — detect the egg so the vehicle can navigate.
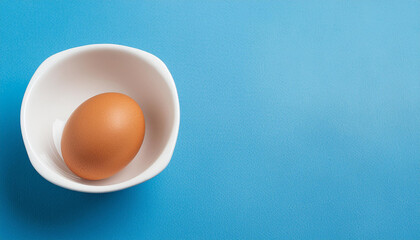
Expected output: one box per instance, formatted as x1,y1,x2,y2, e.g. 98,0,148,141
61,92,145,180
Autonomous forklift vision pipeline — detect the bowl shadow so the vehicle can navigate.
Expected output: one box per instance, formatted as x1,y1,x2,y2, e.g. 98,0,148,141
2,116,150,230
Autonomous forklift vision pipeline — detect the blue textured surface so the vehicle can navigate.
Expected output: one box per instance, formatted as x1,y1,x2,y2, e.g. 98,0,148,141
1,1,419,239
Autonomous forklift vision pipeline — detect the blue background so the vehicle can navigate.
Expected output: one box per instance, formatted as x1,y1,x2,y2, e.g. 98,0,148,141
0,1,419,239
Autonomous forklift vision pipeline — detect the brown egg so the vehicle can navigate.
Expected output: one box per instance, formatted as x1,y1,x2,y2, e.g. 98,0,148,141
61,92,145,180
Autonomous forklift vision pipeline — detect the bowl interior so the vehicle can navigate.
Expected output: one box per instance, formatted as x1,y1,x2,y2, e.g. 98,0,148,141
23,46,176,187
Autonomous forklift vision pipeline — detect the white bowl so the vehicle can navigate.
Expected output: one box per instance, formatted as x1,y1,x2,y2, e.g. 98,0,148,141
21,44,180,193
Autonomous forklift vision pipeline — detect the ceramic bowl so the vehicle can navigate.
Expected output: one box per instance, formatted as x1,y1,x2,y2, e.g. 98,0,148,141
21,44,180,193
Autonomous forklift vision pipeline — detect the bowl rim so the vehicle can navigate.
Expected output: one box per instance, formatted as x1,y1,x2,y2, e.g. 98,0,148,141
20,44,180,193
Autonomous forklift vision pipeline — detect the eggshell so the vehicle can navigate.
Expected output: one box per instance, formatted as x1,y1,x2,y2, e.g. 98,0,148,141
61,92,145,180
